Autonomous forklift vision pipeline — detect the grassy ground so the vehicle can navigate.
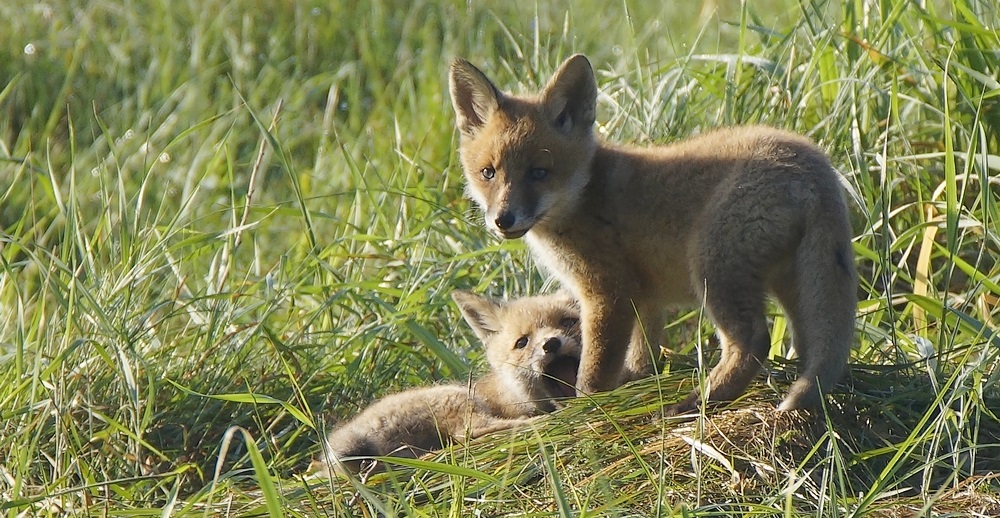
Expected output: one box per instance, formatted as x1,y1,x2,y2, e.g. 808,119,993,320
1,0,999,515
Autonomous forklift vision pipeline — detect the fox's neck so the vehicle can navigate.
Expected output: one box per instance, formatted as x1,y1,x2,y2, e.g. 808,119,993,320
587,141,623,190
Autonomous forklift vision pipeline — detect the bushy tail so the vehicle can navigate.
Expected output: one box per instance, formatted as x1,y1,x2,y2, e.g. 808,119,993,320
778,195,857,411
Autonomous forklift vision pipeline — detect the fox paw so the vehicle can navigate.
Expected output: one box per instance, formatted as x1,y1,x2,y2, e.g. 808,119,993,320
658,392,701,418
661,402,696,418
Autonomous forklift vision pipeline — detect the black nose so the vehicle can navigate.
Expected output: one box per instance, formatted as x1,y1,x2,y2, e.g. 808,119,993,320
542,337,561,353
494,211,515,231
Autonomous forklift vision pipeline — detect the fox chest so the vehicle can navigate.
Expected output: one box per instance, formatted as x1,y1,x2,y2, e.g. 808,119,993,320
524,233,581,292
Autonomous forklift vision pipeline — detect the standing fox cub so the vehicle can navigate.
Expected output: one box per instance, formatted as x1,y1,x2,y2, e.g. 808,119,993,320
317,291,581,475
449,54,857,413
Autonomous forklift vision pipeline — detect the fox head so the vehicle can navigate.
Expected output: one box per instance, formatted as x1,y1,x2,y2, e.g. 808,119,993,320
452,290,581,403
449,55,598,238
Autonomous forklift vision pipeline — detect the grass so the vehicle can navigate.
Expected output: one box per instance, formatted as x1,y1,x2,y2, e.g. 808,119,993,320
1,0,999,515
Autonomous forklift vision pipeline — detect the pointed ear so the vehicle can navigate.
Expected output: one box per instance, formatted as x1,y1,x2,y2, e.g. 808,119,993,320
539,54,597,135
451,290,503,342
449,59,502,137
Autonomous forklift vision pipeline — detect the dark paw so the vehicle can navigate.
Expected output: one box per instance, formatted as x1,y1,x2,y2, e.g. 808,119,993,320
661,403,697,417
659,392,701,418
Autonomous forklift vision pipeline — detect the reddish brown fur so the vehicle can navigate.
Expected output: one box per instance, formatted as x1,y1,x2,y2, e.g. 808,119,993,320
449,55,857,414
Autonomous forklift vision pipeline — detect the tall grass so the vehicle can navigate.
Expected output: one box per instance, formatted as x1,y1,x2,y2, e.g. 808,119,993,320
1,0,998,515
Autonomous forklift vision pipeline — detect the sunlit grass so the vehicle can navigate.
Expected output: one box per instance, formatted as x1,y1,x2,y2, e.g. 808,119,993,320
1,0,999,515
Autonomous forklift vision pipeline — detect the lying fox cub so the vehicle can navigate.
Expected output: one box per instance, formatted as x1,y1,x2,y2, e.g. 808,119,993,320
317,291,581,476
449,54,857,414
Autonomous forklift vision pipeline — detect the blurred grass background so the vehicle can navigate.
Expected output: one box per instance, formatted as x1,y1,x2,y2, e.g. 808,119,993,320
1,0,999,515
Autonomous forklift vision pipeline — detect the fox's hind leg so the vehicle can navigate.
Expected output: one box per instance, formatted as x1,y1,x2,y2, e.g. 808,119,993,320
664,270,772,416
665,188,798,416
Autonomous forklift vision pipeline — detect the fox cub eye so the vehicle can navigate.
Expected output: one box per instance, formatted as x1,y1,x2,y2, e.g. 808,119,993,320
481,167,496,180
514,336,529,349
559,317,579,329
529,167,548,180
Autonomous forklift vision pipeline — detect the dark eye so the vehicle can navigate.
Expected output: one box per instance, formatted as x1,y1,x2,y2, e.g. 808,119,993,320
514,336,529,349
529,167,548,180
559,317,579,329
481,167,496,180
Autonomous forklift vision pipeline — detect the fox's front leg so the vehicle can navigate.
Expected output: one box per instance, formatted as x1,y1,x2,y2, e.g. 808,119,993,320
577,294,636,394
623,304,666,382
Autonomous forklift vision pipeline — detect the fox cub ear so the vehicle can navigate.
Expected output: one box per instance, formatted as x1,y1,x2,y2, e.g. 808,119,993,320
449,59,501,136
451,290,503,342
540,54,597,135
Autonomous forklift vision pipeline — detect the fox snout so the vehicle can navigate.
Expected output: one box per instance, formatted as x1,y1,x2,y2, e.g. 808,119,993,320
487,208,534,239
480,184,539,238
542,337,562,353
494,211,517,233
